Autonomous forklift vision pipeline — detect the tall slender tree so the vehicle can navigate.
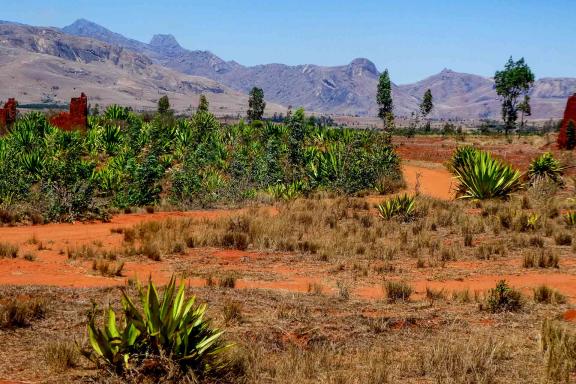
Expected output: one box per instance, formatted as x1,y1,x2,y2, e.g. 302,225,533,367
377,69,394,130
247,87,266,121
494,57,535,134
419,89,434,117
518,95,532,128
158,95,170,115
197,94,209,113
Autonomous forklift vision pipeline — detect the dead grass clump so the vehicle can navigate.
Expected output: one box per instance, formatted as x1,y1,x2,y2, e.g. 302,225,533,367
533,285,567,304
523,249,559,268
92,258,124,276
23,252,36,261
219,274,237,289
541,319,576,382
67,244,98,260
139,240,162,261
307,282,323,296
44,340,78,372
554,232,572,246
415,335,508,384
123,228,136,243
384,281,412,302
0,242,18,258
222,300,243,324
0,297,47,328
426,287,446,302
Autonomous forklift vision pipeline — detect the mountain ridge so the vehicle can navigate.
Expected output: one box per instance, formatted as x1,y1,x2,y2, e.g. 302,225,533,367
2,18,575,119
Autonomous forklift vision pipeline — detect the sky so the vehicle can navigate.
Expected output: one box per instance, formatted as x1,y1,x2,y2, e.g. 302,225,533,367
3,0,575,84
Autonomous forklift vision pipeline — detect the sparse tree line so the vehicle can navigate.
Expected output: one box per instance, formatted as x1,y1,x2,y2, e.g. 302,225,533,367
377,56,541,135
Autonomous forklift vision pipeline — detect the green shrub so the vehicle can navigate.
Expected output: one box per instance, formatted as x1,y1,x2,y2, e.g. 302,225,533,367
527,152,564,186
449,149,522,200
483,280,523,313
377,194,415,221
86,276,233,380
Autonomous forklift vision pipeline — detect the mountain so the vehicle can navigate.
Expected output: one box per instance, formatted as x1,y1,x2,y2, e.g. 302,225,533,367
61,19,576,120
0,22,284,115
2,19,574,119
62,19,417,117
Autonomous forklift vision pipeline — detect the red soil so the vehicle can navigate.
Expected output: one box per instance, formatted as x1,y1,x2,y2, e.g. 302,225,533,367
1,163,573,304
563,309,576,323
402,163,454,200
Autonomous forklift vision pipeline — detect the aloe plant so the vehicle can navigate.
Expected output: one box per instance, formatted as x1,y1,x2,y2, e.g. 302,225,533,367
378,194,415,220
527,152,564,186
87,276,230,377
450,149,522,200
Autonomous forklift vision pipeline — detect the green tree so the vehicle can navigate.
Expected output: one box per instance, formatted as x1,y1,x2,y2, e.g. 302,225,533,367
377,69,394,129
494,57,535,134
198,94,209,113
420,89,434,117
157,95,170,115
247,87,266,121
518,95,532,128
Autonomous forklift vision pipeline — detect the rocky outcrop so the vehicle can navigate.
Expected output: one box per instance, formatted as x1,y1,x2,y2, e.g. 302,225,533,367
557,94,576,149
49,93,88,131
0,98,17,133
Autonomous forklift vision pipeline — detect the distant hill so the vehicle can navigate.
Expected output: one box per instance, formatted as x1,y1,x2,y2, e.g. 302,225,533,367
0,22,284,115
1,18,574,119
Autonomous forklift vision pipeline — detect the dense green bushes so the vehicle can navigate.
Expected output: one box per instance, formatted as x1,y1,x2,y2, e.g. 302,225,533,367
0,106,402,222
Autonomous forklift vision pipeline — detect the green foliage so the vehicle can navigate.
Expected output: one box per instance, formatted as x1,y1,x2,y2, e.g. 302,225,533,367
157,95,171,115
484,280,523,313
494,57,535,133
527,152,564,186
86,276,230,379
2,107,401,221
247,87,266,121
198,94,209,113
449,148,522,200
267,181,305,201
419,89,433,117
564,211,576,227
377,194,415,221
377,69,393,128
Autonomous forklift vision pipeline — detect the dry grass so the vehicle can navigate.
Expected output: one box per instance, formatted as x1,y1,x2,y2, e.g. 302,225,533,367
0,242,18,258
541,319,576,382
44,340,79,373
384,281,413,302
523,249,560,268
0,297,47,328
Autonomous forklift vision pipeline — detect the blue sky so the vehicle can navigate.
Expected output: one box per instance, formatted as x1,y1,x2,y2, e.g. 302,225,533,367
4,0,575,83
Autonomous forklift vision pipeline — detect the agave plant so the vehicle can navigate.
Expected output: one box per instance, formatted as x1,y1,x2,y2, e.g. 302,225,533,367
377,194,415,220
87,276,230,377
447,146,478,173
564,211,576,227
267,181,305,201
527,152,564,186
104,105,130,121
451,149,522,200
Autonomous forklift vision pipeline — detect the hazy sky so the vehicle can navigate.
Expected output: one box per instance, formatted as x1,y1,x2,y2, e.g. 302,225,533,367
3,0,574,83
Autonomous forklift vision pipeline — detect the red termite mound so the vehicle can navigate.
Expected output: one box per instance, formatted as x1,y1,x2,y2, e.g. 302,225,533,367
557,93,576,149
0,98,18,133
49,93,88,131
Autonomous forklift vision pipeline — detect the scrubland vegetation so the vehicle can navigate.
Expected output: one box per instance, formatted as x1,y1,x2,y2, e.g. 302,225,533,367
0,105,401,223
1,99,576,383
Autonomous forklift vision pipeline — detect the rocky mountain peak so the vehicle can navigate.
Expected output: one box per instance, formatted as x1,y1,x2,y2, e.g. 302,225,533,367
347,58,378,77
149,34,182,51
